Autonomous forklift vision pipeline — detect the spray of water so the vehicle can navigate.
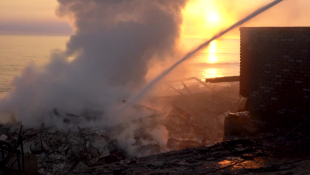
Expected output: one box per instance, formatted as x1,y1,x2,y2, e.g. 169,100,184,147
120,0,283,113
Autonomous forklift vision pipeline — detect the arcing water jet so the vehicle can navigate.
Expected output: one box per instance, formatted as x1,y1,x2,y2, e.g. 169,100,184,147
121,0,283,112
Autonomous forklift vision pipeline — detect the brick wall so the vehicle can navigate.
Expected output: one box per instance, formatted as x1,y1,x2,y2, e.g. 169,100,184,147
240,27,310,114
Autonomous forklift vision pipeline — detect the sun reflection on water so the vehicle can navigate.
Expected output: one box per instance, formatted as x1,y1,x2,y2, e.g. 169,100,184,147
200,40,224,79
202,68,222,78
207,40,217,63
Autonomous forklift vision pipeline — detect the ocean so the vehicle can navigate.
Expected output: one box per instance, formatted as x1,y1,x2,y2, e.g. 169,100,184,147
187,38,240,80
0,35,240,94
0,35,69,93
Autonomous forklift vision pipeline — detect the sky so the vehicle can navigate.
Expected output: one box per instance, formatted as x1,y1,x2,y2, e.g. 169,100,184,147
0,0,72,35
1,0,310,38
182,0,310,39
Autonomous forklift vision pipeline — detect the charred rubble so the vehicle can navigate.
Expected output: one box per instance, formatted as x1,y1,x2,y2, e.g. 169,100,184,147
0,82,246,174
63,126,310,175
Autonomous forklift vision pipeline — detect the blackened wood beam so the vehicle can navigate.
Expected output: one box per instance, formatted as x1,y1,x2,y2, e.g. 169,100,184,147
205,76,240,83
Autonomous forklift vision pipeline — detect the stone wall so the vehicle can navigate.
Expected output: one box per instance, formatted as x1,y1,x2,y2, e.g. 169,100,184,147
240,27,310,114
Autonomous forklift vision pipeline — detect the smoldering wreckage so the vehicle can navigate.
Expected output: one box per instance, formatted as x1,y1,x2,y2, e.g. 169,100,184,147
0,82,248,174
3,82,310,175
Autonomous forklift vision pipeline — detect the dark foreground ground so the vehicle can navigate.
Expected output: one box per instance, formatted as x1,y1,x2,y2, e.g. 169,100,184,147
63,127,310,175
1,120,310,175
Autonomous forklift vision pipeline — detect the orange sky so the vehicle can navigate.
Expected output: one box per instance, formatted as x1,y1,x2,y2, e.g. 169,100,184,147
1,0,310,37
0,0,58,22
182,0,310,39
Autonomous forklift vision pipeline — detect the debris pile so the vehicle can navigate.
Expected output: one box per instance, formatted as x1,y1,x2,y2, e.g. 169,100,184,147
224,111,269,141
0,124,127,174
62,123,310,175
0,82,244,174
163,82,245,149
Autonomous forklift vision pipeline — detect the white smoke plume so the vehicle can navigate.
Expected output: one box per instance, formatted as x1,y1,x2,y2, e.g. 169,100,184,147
0,0,187,128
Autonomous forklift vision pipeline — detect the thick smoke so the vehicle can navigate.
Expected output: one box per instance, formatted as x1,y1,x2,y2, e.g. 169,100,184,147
0,0,187,128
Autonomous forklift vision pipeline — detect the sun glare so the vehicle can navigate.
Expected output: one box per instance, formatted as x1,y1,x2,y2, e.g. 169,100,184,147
207,12,220,23
181,0,226,39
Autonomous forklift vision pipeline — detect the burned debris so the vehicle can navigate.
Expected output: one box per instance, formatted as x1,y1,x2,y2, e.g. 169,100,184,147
0,124,128,174
62,127,310,175
0,81,243,174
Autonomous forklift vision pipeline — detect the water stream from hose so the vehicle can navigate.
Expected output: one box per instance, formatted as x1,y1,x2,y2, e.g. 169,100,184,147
120,0,283,113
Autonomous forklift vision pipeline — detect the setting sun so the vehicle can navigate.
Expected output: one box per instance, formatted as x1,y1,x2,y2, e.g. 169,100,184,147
207,12,220,23
181,0,227,39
